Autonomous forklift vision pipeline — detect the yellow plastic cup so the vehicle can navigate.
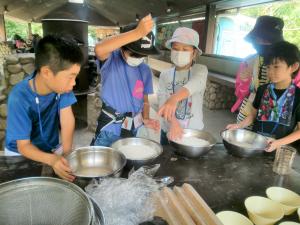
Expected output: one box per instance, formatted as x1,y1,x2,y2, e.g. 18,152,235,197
245,196,284,225
216,211,253,225
266,187,300,215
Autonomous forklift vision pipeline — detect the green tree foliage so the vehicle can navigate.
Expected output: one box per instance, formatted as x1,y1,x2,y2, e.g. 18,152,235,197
5,17,43,41
5,18,28,40
31,23,43,37
88,26,97,39
240,0,300,47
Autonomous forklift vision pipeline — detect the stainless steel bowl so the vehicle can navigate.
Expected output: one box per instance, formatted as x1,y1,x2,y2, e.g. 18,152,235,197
170,129,216,158
67,146,127,178
221,129,268,157
111,137,163,169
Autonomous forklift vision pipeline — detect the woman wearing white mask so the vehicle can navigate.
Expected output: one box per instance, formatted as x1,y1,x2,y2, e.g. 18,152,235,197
92,15,160,147
158,27,208,144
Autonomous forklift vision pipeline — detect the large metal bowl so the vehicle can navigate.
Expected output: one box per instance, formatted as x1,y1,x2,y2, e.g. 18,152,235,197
67,146,127,178
170,129,216,158
111,137,163,169
221,129,268,157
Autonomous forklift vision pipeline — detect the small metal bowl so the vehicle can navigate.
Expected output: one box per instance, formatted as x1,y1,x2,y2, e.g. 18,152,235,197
67,146,127,178
111,137,163,169
170,129,216,158
221,129,268,157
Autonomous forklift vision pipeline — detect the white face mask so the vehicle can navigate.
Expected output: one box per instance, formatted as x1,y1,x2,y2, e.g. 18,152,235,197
171,50,192,67
126,56,145,67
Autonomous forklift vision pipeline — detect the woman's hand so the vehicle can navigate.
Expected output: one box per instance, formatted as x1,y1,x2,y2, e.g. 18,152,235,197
143,118,160,132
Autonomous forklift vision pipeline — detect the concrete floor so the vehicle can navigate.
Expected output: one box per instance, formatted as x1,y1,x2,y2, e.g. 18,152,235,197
73,106,236,148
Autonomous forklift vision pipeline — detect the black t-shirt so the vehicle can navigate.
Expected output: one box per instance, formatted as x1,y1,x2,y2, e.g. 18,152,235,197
252,84,300,139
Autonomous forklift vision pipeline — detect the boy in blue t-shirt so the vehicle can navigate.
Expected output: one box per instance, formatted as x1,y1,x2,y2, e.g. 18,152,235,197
91,14,160,146
5,35,83,181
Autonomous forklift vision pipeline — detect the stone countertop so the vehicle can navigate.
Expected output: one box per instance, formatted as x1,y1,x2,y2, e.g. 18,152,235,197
154,144,300,223
0,156,43,184
1,145,300,223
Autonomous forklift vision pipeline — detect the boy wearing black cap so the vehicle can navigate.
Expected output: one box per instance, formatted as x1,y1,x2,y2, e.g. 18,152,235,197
231,16,285,124
92,15,160,146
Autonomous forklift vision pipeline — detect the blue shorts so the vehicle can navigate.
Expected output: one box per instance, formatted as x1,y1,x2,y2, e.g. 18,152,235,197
91,130,121,147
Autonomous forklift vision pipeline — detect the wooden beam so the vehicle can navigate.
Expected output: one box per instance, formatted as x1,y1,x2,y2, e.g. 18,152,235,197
203,4,216,54
0,14,6,42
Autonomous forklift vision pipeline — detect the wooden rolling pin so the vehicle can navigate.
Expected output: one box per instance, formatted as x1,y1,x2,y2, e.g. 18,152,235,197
162,187,196,225
154,183,223,225
173,186,207,225
182,183,223,225
154,191,181,225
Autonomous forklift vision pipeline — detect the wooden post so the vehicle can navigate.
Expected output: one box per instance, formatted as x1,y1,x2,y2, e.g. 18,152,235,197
28,22,32,39
0,14,6,42
203,4,216,54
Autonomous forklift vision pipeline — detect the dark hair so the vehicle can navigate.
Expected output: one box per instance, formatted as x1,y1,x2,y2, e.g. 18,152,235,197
265,41,300,77
14,34,25,43
35,35,84,74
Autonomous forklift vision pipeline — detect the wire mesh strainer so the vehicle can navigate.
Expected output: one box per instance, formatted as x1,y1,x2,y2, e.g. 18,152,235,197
0,177,94,225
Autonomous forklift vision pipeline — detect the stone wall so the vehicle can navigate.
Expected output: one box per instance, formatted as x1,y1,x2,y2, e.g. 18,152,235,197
87,86,102,132
0,43,11,65
0,54,35,148
204,79,235,110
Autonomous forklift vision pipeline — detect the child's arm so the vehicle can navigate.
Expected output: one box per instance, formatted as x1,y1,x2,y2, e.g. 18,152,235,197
168,117,183,141
94,14,154,61
17,140,75,181
60,106,75,155
158,88,189,122
226,106,257,130
266,122,300,152
142,95,160,132
158,65,208,122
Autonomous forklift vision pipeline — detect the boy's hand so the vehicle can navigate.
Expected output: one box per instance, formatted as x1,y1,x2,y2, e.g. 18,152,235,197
158,97,178,122
266,139,280,152
226,123,240,130
168,120,183,141
143,118,160,132
50,155,75,182
135,14,154,38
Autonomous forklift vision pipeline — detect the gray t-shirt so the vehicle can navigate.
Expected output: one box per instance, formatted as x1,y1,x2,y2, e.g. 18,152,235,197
158,64,208,132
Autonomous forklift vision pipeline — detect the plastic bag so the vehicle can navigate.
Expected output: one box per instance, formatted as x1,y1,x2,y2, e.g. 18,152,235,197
86,165,161,225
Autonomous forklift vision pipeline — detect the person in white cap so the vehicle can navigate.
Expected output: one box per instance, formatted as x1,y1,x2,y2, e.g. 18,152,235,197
158,27,208,143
